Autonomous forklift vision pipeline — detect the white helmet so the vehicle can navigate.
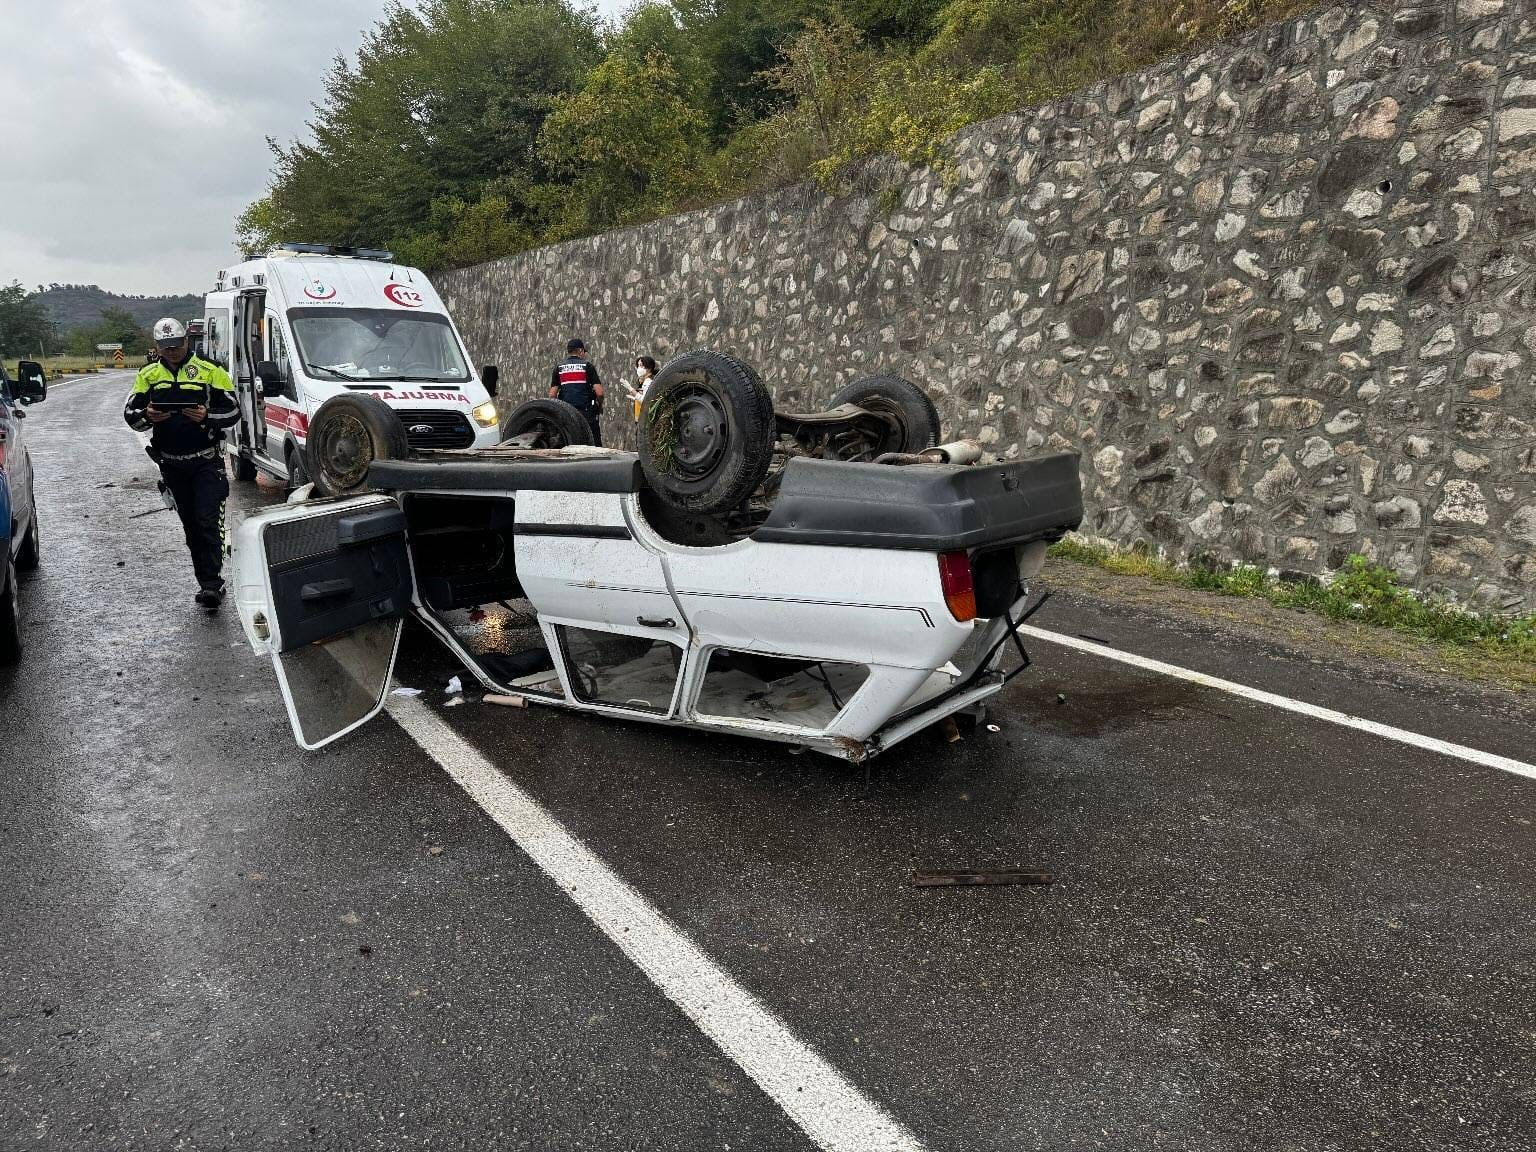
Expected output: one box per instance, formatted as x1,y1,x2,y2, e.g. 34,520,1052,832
152,317,188,344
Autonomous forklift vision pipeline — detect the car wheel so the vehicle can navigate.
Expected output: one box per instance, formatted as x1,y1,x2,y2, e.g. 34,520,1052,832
306,394,410,498
828,375,940,457
499,399,593,448
15,516,39,572
639,350,774,516
233,452,259,482
0,559,21,665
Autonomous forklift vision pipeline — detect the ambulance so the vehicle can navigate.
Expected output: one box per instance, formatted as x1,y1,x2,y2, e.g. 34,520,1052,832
203,243,502,486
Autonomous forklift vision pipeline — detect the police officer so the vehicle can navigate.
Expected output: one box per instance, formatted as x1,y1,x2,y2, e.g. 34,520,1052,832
549,337,605,445
124,318,241,609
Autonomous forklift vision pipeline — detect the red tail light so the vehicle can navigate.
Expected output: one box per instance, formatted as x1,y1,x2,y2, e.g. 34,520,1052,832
938,551,976,621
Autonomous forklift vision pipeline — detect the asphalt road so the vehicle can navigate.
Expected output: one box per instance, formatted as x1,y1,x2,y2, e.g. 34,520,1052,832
2,374,1532,1151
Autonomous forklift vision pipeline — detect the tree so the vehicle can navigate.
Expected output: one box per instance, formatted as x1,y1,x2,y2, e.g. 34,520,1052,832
241,0,601,267
538,50,713,237
0,282,57,358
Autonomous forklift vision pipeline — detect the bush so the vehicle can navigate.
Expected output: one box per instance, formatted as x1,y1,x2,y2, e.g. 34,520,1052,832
1048,539,1536,658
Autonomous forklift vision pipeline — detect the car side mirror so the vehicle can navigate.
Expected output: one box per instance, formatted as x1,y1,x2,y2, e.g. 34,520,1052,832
16,364,45,404
256,360,284,396
481,364,499,397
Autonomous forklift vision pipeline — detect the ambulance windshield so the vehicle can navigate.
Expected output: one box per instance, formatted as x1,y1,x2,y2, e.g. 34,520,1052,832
288,308,470,383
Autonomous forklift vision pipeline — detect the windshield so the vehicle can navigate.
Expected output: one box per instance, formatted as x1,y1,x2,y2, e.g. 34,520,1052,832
287,308,470,383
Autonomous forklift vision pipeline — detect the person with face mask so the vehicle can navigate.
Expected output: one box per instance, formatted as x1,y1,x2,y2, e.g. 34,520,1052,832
123,318,240,609
626,355,658,421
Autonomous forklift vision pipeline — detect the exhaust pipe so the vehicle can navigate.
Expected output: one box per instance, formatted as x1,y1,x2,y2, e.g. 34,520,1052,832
873,438,984,467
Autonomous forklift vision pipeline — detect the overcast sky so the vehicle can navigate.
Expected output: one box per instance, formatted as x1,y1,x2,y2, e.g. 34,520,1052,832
0,0,625,298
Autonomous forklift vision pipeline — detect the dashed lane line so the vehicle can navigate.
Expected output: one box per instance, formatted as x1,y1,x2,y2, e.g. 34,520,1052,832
386,694,927,1152
1022,625,1536,784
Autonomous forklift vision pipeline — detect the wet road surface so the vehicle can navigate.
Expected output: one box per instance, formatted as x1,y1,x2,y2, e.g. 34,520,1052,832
2,375,1533,1150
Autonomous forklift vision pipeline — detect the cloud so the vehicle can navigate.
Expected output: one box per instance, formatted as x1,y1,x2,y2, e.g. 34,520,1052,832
0,0,633,298
0,0,387,296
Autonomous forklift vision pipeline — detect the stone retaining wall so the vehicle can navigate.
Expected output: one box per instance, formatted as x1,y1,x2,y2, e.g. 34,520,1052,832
441,0,1536,611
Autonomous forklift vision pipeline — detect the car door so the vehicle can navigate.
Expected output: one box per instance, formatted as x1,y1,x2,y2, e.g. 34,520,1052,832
233,494,417,749
0,371,33,550
513,488,692,718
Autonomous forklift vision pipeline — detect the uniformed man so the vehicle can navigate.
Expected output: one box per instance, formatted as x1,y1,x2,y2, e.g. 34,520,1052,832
124,318,241,609
549,337,604,445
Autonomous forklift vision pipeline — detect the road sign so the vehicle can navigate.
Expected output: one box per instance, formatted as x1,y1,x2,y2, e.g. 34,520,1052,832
95,343,123,352
113,349,125,367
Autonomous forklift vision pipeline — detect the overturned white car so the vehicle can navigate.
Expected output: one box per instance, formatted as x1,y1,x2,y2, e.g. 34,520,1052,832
233,351,1083,760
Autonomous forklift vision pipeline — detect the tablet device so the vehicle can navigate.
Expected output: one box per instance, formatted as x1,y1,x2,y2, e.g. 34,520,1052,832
145,392,205,410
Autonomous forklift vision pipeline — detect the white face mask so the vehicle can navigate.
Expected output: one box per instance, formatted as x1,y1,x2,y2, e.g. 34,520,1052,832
635,365,648,379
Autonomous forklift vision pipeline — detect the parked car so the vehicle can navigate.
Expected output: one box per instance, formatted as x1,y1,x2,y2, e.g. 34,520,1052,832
233,351,1083,758
0,362,45,663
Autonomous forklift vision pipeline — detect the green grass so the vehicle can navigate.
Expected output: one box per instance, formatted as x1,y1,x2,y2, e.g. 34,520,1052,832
1048,537,1536,661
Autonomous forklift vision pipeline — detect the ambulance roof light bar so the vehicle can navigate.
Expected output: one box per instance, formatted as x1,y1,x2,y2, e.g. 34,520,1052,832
274,241,395,262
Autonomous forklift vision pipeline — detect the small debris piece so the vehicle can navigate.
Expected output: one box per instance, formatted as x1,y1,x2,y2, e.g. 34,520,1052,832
358,945,373,956
911,869,1053,888
444,696,465,708
390,687,423,697
942,716,962,743
1056,693,1067,705
468,608,487,623
483,693,527,708
986,723,1001,733
428,846,444,857
445,675,463,695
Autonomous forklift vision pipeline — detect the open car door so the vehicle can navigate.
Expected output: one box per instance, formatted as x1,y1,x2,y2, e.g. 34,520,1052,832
233,495,414,749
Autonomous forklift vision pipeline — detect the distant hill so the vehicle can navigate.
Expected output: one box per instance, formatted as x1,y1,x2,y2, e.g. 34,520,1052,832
35,284,204,333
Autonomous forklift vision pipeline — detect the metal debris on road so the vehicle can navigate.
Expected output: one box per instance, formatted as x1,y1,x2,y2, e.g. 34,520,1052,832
483,693,528,708
127,506,172,520
986,723,1001,732
911,869,1054,888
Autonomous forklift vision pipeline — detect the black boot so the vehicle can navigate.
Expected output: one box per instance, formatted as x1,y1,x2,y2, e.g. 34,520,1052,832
194,582,225,611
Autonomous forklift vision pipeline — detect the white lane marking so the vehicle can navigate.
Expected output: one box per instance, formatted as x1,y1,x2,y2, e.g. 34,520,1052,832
1022,625,1536,784
387,695,926,1152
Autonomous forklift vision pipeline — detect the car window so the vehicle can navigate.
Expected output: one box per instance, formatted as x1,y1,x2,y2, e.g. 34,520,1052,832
267,314,292,382
287,308,470,382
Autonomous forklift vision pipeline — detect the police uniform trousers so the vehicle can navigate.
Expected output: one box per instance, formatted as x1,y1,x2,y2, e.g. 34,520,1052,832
161,452,229,589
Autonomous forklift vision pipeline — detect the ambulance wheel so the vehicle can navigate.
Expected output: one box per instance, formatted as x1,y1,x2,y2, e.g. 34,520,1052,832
232,452,258,482
828,375,940,457
639,350,774,515
0,559,20,665
499,399,592,448
306,394,409,498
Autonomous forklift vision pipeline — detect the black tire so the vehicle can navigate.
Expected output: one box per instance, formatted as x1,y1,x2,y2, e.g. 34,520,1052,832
0,559,20,665
306,394,410,498
499,399,593,449
15,516,39,572
829,374,940,455
286,442,311,489
232,451,258,482
639,350,774,515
